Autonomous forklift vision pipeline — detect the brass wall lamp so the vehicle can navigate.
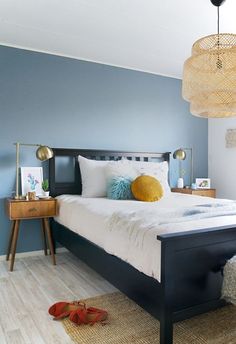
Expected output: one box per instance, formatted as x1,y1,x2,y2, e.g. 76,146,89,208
173,148,193,186
14,142,54,199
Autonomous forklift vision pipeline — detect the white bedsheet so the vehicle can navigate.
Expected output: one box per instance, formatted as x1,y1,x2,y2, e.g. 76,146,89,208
55,193,236,282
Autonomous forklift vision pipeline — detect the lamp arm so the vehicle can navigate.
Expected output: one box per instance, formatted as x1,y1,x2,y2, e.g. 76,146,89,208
14,142,53,199
191,148,193,185
182,147,193,185
179,160,182,178
14,143,42,199
14,143,42,147
15,142,20,199
180,147,193,185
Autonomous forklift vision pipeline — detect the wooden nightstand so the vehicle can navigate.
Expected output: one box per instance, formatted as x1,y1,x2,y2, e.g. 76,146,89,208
171,188,216,198
5,198,58,271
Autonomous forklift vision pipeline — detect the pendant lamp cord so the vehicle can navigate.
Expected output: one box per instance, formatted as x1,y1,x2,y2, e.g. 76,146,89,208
216,5,222,69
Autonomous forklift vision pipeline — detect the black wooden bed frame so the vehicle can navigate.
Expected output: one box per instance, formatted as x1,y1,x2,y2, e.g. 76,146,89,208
49,148,236,344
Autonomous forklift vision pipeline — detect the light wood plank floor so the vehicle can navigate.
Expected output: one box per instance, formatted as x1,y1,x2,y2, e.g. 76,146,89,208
0,251,117,344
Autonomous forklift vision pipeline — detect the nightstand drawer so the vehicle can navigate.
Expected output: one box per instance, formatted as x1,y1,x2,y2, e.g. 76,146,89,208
7,199,57,219
171,188,216,198
191,189,216,198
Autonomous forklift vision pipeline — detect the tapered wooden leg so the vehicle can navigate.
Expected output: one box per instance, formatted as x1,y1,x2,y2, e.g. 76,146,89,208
6,221,16,261
51,220,56,255
10,220,20,272
41,219,48,256
43,218,56,265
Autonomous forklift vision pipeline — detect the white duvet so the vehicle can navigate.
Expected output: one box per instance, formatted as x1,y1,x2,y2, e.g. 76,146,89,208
55,193,236,282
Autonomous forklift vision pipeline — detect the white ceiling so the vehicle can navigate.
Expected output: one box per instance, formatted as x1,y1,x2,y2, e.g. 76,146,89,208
0,0,236,79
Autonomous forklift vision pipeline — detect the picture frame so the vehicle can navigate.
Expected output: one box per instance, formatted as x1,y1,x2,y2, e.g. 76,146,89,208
195,178,211,189
21,167,43,196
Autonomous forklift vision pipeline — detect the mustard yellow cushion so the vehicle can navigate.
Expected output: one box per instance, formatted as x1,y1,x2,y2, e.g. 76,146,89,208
131,175,163,202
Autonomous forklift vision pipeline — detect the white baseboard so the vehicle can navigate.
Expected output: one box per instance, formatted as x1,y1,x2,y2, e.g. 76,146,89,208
0,247,68,261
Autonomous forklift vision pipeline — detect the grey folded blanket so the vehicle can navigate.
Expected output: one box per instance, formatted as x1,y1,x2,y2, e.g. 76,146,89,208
222,255,236,305
159,201,236,225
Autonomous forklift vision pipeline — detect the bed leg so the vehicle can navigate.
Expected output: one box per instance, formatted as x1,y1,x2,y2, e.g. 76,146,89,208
160,312,173,344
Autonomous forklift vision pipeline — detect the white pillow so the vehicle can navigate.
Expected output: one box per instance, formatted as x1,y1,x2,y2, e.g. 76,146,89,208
105,159,138,180
130,160,170,194
78,155,108,197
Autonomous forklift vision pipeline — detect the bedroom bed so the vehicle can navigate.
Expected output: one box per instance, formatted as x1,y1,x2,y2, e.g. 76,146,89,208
49,148,236,344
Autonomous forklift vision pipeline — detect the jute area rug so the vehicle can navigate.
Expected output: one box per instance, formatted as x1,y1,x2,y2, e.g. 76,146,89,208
62,292,236,344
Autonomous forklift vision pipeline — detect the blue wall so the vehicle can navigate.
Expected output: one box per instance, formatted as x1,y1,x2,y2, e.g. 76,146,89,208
0,45,208,255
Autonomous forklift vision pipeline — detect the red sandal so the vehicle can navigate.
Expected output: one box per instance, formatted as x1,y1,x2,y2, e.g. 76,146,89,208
48,301,86,320
69,306,108,325
87,307,108,325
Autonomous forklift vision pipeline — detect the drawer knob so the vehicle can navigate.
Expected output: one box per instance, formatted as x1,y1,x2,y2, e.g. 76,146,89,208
28,207,37,212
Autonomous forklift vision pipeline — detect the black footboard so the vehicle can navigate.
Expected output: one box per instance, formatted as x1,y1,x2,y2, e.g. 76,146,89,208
159,225,236,343
52,220,236,344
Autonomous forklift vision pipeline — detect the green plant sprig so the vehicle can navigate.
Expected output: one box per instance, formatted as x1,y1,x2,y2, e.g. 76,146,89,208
42,179,49,192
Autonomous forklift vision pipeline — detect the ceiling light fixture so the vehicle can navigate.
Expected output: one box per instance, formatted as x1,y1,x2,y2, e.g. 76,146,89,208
182,0,236,118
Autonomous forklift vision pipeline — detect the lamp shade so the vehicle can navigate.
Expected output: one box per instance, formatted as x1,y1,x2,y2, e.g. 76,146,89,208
36,146,54,161
183,33,236,118
173,149,186,160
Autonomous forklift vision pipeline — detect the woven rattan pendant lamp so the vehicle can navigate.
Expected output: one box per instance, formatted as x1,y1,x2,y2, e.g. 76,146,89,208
182,0,236,118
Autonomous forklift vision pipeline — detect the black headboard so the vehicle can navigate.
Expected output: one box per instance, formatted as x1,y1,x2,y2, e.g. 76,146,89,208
49,148,171,197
